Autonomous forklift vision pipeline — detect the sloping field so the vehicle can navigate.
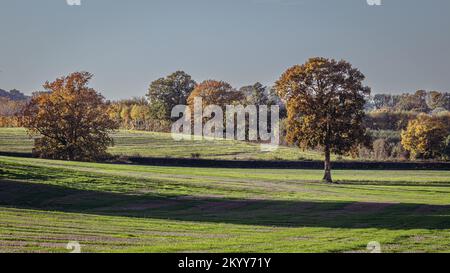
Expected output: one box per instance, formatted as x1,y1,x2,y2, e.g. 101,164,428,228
0,128,331,161
1,156,450,253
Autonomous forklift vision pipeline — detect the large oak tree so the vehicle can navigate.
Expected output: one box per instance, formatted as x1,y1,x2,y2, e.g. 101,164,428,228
276,57,371,183
20,72,118,161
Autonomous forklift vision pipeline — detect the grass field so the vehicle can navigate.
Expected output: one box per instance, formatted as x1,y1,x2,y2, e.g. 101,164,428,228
0,128,335,161
1,155,450,253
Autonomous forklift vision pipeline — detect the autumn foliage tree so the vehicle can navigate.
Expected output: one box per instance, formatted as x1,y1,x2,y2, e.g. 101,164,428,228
185,80,244,138
401,114,450,159
20,72,118,161
187,80,244,110
276,57,371,183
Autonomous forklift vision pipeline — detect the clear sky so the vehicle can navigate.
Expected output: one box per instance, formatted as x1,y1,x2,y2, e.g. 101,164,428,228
1,0,449,99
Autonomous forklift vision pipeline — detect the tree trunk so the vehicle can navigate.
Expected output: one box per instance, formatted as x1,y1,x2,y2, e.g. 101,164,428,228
323,145,333,183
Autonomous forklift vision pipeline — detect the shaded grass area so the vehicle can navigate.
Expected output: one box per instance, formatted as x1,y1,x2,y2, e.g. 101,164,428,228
1,179,450,230
0,128,331,161
1,156,450,252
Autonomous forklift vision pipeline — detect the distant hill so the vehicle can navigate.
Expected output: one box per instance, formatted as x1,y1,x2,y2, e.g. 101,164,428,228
0,89,29,101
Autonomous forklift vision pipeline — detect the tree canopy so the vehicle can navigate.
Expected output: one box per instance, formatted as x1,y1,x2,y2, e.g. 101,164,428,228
187,80,244,110
147,71,196,119
401,114,450,159
20,72,118,161
276,57,371,183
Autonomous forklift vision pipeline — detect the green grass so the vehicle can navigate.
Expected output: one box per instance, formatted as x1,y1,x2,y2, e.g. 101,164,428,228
1,156,450,253
0,127,335,161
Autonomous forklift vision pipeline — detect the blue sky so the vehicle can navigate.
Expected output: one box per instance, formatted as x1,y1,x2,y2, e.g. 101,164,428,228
0,0,449,99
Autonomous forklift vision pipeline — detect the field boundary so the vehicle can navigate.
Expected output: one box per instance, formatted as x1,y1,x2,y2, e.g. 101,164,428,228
127,157,450,170
2,151,450,170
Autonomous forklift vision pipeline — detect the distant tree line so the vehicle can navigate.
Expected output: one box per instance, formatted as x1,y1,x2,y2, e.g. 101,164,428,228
0,88,28,101
367,90,450,113
362,90,450,161
108,71,284,134
0,89,29,127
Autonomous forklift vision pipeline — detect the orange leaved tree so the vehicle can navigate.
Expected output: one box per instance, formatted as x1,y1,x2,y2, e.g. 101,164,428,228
276,58,371,183
20,72,118,161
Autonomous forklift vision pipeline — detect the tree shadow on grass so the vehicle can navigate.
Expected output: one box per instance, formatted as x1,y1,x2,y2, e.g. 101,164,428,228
338,180,450,187
1,179,450,230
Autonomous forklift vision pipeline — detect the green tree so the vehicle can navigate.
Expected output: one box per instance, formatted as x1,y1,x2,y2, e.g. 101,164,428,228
241,82,268,105
147,71,196,119
276,57,371,183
